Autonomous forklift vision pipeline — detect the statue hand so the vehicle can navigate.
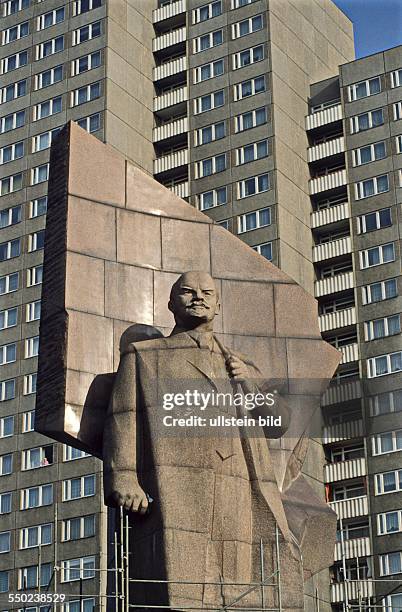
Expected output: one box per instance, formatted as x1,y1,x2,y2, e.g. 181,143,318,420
226,356,250,383
107,487,149,516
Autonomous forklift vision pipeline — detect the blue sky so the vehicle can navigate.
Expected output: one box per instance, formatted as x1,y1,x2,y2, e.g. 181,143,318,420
333,0,402,58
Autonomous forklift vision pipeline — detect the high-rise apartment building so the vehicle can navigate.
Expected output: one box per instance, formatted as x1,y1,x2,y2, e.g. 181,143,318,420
0,0,400,611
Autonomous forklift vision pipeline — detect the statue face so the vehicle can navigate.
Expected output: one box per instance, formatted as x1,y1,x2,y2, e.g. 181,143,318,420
169,272,220,327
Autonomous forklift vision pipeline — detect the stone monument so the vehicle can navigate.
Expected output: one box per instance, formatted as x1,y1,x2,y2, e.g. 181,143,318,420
36,123,341,611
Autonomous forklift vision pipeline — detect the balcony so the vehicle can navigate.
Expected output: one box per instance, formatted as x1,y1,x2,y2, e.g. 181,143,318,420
315,271,354,298
321,379,362,407
154,148,188,174
324,457,366,484
153,26,186,52
329,496,368,520
311,201,350,229
154,85,188,112
341,342,359,364
319,306,356,333
334,536,371,562
306,104,343,131
170,181,189,198
153,55,187,82
331,580,373,603
313,236,352,263
309,169,347,195
308,136,345,163
153,0,186,24
153,117,188,143
323,419,363,444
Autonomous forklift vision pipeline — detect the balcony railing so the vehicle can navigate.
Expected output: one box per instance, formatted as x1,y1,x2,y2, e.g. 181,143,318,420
308,136,345,162
154,85,188,111
329,496,368,520
169,181,189,198
154,148,188,174
153,55,187,82
153,26,186,52
153,0,186,23
309,169,347,195
319,306,356,333
331,580,373,603
340,342,359,364
324,457,366,484
321,379,362,407
334,536,371,562
314,271,354,298
313,236,352,263
306,104,343,131
153,117,188,143
311,201,350,229
323,419,363,444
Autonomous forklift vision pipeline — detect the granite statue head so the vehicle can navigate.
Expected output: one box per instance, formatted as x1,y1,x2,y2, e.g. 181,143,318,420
168,271,220,331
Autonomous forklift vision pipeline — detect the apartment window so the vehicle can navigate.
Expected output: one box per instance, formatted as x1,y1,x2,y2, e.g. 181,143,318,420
238,208,271,234
391,69,402,88
0,453,12,475
63,445,90,461
0,532,10,553
26,300,41,322
0,205,22,228
234,75,265,100
252,242,272,260
30,196,47,218
0,79,27,104
0,416,14,438
195,154,226,178
33,96,62,120
71,82,101,107
380,552,402,576
355,174,389,199
35,36,64,60
352,141,386,166
0,272,18,295
373,429,402,456
198,186,227,210
217,219,229,229
193,29,223,54
350,108,384,133
394,102,402,121
27,265,43,286
0,344,16,366
233,44,264,70
193,1,221,23
194,59,224,84
396,135,402,154
0,110,25,133
72,21,101,46
71,50,101,76
20,483,53,510
20,524,52,549
348,76,381,101
362,278,398,305
3,0,30,16
357,208,392,234
35,64,63,90
22,445,53,470
32,127,61,152
0,307,17,329
365,314,400,341
63,599,96,612
236,139,268,165
231,0,259,7
25,336,39,358
62,515,95,541
0,172,23,196
370,390,402,417
61,557,95,582
22,410,35,432
0,238,21,262
368,351,402,378
238,173,269,198
382,593,402,612
375,469,402,495
18,563,51,590
76,113,101,134
63,475,96,501
359,242,395,269
1,49,28,74
195,121,225,146
73,0,102,16
194,90,224,114
24,373,37,395
0,493,11,514
28,230,45,253
37,7,65,30
0,570,9,592
2,21,29,46
232,14,263,39
0,380,15,402
31,165,49,186
235,106,266,132
0,141,24,165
